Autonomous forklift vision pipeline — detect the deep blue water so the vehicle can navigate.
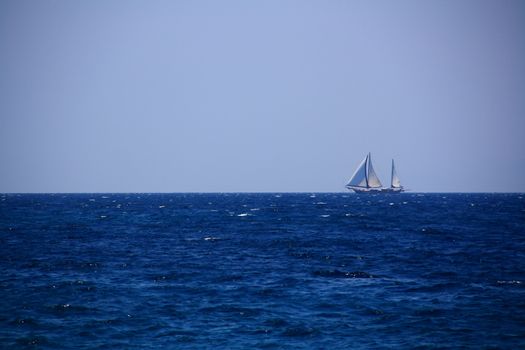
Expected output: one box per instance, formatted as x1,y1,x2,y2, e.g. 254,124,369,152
0,193,524,349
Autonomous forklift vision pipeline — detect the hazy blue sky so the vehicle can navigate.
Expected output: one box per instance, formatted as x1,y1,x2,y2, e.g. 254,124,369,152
1,0,524,192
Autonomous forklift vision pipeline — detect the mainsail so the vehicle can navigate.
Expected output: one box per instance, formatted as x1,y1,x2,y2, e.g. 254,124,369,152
366,153,383,188
391,159,401,188
346,153,383,189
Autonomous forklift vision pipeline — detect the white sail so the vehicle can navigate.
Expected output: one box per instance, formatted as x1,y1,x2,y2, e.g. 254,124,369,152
346,154,368,188
366,153,383,188
391,159,401,188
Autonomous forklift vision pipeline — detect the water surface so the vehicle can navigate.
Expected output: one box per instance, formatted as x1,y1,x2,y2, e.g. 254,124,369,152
1,193,524,348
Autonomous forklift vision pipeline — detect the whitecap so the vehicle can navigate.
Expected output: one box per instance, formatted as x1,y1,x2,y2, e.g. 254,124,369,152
237,213,250,217
250,208,260,211
204,236,219,241
159,205,165,208
316,202,327,205
497,280,522,285
389,203,394,206
100,215,107,218
320,214,330,218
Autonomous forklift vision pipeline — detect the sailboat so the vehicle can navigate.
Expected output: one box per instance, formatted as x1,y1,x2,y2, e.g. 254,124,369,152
345,153,404,193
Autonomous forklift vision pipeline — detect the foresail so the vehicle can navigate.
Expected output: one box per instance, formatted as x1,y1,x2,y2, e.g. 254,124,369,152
346,155,368,188
366,154,383,188
391,160,401,188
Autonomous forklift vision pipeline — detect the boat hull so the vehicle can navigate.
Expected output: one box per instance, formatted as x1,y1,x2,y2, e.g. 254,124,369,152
347,187,404,194
380,187,404,194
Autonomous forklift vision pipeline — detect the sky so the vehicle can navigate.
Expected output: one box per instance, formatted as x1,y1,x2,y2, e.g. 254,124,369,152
1,0,524,192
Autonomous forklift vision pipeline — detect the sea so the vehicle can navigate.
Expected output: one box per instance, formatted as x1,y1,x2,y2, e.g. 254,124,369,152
0,193,524,349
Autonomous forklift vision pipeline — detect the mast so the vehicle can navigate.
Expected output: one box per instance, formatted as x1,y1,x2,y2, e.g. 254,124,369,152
365,153,369,188
391,159,394,188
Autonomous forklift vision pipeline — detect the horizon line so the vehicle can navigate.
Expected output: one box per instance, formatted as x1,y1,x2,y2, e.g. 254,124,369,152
1,191,524,195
